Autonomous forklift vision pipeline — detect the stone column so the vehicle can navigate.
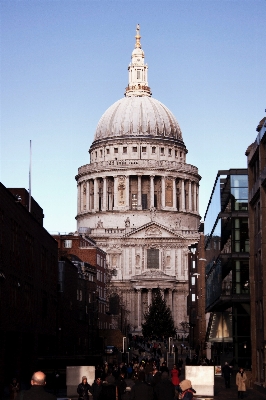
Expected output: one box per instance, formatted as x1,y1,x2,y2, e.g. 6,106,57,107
126,176,130,209
137,175,142,210
181,179,185,211
77,183,81,214
173,178,177,210
188,180,192,211
148,289,152,307
86,181,90,211
113,176,118,210
150,175,155,208
81,182,84,212
94,178,99,212
102,177,107,211
161,176,165,209
168,289,173,311
137,289,141,328
196,185,199,212
193,184,196,212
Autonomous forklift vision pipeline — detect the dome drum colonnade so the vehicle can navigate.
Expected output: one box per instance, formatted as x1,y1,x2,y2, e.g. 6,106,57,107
77,171,199,215
76,25,201,331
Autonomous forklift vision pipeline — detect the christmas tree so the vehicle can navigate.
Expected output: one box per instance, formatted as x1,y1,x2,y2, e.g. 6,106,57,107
142,287,176,337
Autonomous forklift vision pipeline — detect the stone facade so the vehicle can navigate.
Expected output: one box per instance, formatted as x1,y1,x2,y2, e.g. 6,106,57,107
76,25,201,333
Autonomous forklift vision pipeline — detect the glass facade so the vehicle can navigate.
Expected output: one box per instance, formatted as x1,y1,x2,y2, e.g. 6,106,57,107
204,170,250,367
204,175,221,241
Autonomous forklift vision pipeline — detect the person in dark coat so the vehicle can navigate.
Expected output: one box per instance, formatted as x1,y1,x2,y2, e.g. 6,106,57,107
222,362,232,388
151,368,161,387
22,371,56,400
130,371,153,400
116,372,127,400
154,372,175,400
77,376,91,400
98,382,116,400
91,377,103,400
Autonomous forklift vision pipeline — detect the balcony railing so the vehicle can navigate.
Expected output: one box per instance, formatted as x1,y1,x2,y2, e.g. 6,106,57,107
77,160,199,176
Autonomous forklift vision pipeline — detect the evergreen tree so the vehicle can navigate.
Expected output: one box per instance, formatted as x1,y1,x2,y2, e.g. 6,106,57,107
142,287,176,338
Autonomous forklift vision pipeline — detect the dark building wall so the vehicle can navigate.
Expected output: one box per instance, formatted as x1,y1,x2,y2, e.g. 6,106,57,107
0,183,58,389
246,117,266,389
8,188,44,225
53,234,111,332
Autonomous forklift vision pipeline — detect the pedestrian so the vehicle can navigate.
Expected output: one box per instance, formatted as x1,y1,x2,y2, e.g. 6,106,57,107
77,376,91,400
171,364,180,388
130,371,153,400
91,377,103,400
116,372,126,400
178,379,196,400
222,362,232,388
154,371,175,400
22,371,57,400
160,362,169,376
236,368,247,398
98,382,116,400
9,378,20,400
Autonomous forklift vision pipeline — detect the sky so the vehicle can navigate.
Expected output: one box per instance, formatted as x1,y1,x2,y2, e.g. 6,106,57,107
1,0,265,233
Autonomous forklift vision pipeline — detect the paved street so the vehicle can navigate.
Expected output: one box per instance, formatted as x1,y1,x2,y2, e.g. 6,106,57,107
213,375,266,400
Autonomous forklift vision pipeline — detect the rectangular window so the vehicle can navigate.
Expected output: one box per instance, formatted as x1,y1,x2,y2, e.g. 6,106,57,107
192,293,196,302
114,148,118,153
133,147,137,152
147,248,159,269
161,148,164,155
168,149,172,156
175,150,178,157
137,70,141,79
64,240,72,248
106,149,110,154
152,147,156,154
132,193,138,210
142,147,147,153
142,194,148,210
123,147,127,154
191,277,196,285
100,150,103,157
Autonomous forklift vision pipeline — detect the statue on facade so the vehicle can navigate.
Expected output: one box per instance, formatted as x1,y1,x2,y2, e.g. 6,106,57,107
96,219,103,228
124,217,130,227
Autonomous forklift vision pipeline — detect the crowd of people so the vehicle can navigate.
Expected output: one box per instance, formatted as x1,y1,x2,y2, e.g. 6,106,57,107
77,360,195,400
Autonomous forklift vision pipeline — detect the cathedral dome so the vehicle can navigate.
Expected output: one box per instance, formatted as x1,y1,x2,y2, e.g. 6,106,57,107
93,96,183,142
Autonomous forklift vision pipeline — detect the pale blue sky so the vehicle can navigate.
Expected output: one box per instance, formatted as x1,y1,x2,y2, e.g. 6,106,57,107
1,0,265,233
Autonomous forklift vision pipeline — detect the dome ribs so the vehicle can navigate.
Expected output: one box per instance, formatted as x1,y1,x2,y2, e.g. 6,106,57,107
93,97,183,142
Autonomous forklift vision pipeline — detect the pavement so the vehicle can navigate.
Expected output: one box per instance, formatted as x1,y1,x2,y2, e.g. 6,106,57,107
213,375,266,400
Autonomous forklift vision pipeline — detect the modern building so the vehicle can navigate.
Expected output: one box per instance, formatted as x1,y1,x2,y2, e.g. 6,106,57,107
75,25,201,332
204,169,250,367
246,116,266,392
0,183,58,388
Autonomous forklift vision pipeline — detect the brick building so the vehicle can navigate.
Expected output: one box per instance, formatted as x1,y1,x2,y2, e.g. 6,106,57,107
56,256,98,356
53,233,111,332
246,117,266,393
0,183,58,388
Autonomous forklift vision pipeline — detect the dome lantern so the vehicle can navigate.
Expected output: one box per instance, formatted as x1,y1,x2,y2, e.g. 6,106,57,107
125,24,152,97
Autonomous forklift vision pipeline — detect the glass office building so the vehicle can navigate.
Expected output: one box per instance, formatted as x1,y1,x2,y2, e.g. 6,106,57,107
204,169,250,367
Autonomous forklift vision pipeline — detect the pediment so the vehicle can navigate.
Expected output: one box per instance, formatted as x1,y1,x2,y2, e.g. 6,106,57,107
131,269,176,282
124,221,184,239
